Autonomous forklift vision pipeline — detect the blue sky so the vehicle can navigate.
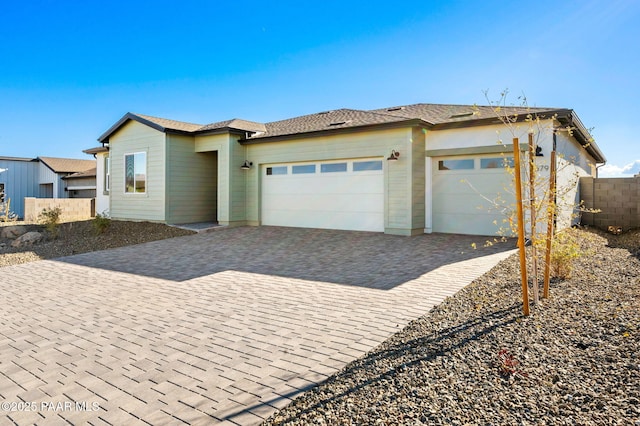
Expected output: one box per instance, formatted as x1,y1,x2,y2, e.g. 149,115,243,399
1,0,638,176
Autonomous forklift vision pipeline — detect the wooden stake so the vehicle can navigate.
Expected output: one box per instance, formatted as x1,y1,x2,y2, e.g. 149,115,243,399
543,150,557,299
513,138,529,316
528,133,539,304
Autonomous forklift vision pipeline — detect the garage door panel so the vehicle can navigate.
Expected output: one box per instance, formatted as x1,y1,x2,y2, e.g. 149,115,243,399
263,193,383,213
432,157,514,236
264,209,383,232
262,159,384,232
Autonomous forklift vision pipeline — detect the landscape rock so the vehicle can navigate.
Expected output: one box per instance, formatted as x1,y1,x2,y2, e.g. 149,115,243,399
11,231,44,248
1,225,28,239
264,228,640,425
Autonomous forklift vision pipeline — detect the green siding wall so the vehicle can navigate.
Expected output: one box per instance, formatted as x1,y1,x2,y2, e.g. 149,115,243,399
109,121,166,221
195,133,247,226
165,134,218,224
244,127,420,235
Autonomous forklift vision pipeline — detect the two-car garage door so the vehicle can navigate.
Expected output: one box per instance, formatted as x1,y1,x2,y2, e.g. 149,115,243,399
262,158,384,232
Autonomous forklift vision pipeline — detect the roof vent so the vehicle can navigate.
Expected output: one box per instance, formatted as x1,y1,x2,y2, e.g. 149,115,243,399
450,112,475,118
386,107,405,111
328,120,351,126
318,110,334,115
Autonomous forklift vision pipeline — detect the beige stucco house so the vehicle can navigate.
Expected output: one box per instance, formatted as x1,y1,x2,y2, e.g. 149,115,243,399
87,103,605,236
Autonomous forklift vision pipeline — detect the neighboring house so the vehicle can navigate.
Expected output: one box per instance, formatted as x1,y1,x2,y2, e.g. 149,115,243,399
83,146,109,214
0,156,96,218
88,103,606,236
62,167,97,198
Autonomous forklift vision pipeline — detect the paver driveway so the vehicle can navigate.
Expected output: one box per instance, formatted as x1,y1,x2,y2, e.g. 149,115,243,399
0,226,515,425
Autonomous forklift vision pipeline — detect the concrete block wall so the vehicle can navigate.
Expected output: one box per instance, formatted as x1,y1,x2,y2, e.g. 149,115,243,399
580,176,639,231
24,197,96,223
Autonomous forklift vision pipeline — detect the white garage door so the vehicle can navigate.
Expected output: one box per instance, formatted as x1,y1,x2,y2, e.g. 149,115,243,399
262,159,384,232
432,156,515,236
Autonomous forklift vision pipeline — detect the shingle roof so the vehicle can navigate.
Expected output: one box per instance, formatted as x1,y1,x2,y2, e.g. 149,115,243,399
38,157,96,174
253,108,418,139
199,118,266,133
133,113,204,132
96,103,604,162
62,167,97,179
368,103,561,126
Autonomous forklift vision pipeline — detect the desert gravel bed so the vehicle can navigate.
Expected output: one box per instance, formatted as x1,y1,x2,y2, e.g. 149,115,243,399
265,228,639,425
0,220,194,267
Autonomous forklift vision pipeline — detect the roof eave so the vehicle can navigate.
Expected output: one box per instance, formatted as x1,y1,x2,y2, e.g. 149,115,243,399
98,112,187,143
556,112,606,163
194,127,250,137
83,146,109,155
430,109,572,131
239,119,431,144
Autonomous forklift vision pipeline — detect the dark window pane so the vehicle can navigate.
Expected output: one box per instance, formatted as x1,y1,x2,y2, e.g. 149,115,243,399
125,154,135,192
480,157,514,169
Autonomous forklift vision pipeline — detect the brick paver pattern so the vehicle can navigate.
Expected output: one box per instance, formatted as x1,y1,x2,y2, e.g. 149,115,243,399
0,227,515,425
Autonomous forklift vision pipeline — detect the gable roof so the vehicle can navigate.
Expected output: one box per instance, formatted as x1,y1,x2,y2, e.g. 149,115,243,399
97,103,605,163
98,113,267,142
98,112,204,142
198,118,266,133
38,157,96,174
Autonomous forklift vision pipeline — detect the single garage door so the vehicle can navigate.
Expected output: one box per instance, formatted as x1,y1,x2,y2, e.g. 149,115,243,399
432,156,515,236
262,158,384,232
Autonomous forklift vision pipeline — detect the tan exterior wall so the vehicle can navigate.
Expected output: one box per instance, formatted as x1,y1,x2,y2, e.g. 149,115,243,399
165,134,217,223
24,197,95,222
244,127,421,235
580,176,640,231
109,121,166,221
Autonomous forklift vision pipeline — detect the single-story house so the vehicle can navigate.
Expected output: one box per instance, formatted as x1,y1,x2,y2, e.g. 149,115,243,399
62,167,97,199
87,103,606,236
0,156,96,218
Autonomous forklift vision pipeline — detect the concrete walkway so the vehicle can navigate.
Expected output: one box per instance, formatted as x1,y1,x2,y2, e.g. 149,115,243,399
0,227,515,425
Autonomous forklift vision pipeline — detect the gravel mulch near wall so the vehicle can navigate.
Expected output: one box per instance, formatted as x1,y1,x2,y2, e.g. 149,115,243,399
0,220,194,267
264,228,640,425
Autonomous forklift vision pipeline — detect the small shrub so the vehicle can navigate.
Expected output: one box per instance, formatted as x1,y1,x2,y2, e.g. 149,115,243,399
93,213,111,235
550,231,581,279
39,207,62,237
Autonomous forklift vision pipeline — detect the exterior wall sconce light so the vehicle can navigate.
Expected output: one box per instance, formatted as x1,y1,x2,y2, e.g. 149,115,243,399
240,160,253,170
387,150,400,160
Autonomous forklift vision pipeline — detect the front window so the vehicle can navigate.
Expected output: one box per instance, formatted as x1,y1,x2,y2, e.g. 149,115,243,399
125,152,146,193
105,156,110,193
0,183,5,203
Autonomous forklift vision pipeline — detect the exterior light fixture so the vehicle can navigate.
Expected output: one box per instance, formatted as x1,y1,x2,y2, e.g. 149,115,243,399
240,160,253,170
387,150,400,160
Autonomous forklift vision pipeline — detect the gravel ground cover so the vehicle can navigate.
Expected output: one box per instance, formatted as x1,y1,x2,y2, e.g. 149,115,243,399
265,228,640,425
0,220,194,267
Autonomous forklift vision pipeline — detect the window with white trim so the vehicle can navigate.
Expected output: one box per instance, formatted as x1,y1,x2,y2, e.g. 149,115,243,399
104,156,110,193
125,152,146,193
